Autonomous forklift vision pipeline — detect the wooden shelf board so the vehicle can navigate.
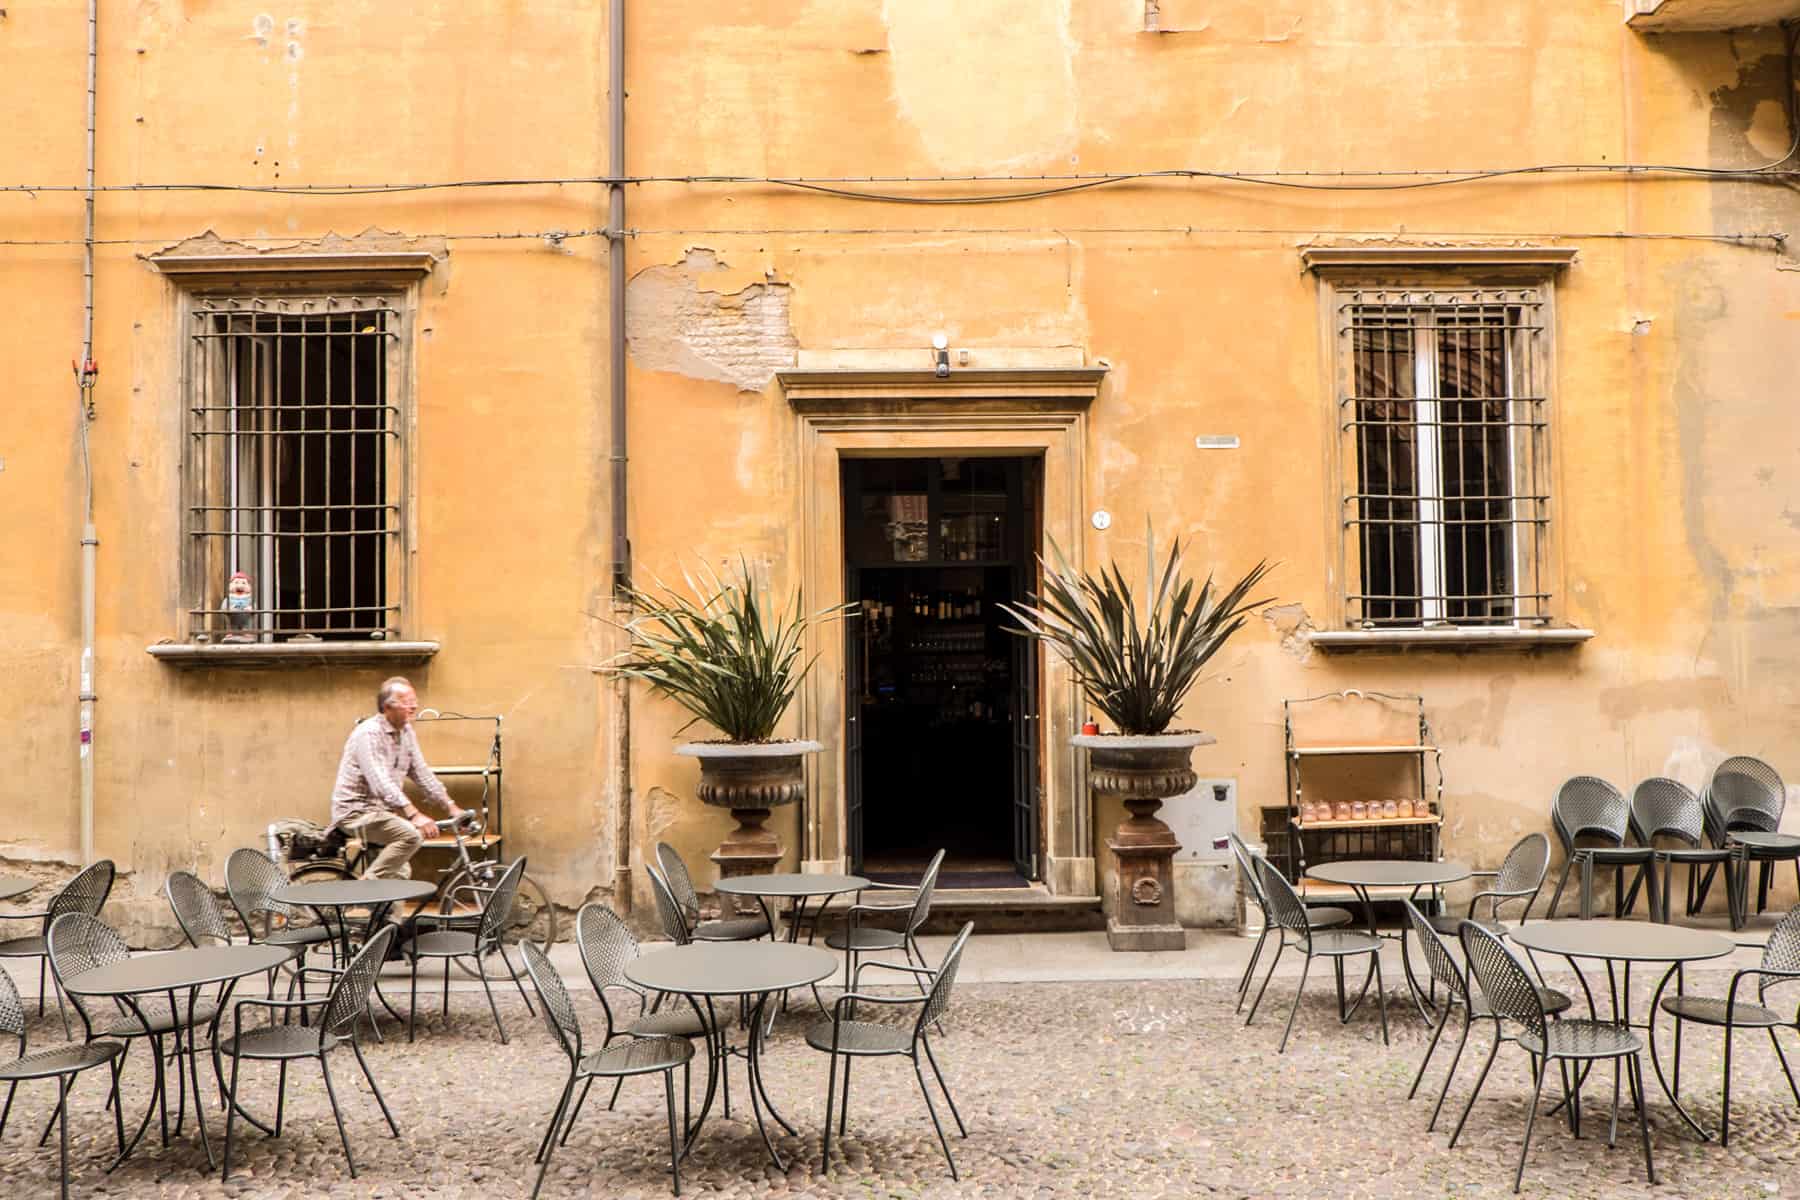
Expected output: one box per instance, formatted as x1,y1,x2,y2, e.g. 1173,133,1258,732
416,833,503,849
1292,815,1442,831
432,765,499,777
1290,744,1436,757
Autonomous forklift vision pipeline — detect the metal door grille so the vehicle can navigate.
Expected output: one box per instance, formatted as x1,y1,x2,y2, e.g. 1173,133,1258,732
1338,287,1550,628
184,294,405,641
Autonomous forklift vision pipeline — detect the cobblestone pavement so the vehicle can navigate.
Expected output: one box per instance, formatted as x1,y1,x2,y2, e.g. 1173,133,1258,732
2,971,1796,1199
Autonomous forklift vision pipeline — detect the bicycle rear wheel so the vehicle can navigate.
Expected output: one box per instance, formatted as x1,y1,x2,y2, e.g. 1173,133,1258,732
442,863,557,980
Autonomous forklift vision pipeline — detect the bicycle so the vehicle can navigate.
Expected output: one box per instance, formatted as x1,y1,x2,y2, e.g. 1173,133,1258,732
267,809,557,981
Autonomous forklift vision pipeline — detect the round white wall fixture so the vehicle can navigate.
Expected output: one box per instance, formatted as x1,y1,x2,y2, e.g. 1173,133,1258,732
1091,509,1112,531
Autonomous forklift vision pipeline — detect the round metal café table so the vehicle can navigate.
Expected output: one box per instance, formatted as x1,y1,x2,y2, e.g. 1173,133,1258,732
1305,859,1471,1021
0,874,41,903
626,942,837,1171
714,873,870,944
63,943,295,1172
270,878,436,967
1510,919,1734,1140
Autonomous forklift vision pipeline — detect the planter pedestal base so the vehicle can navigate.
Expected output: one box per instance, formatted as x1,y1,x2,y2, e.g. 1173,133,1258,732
1106,825,1185,951
710,810,781,916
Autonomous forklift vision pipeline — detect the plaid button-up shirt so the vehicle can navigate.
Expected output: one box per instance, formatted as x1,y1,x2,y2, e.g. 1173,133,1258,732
330,714,453,826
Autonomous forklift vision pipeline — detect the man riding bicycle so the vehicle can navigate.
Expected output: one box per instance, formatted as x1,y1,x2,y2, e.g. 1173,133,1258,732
331,677,464,879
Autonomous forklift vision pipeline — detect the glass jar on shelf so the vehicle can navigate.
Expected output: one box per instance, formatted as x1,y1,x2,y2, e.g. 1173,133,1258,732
1382,798,1399,820
1351,801,1367,821
1395,796,1413,819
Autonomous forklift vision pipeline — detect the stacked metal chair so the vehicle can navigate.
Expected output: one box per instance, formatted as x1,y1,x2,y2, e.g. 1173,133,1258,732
1544,776,1658,920
1699,756,1799,925
1622,778,1738,923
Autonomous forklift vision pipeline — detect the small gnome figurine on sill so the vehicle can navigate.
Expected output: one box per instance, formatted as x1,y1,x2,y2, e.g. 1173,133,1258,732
221,571,255,642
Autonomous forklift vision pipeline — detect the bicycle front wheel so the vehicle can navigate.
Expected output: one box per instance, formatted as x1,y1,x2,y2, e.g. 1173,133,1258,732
443,863,558,980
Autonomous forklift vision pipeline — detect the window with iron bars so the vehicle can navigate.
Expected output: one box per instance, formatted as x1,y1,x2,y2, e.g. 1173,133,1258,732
1336,286,1551,628
183,293,407,642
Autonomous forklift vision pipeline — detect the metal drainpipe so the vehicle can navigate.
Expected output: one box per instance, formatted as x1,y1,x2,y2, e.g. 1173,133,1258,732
608,0,632,910
77,0,100,867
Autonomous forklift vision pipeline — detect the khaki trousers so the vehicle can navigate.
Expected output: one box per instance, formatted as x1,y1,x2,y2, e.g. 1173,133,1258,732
342,810,422,880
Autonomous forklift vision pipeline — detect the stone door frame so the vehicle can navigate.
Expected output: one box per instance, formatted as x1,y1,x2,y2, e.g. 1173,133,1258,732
777,366,1106,898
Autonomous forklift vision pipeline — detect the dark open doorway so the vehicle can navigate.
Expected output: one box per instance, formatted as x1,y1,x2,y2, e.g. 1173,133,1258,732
842,456,1042,888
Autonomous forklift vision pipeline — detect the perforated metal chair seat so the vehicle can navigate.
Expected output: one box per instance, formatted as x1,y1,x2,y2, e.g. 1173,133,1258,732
1516,1019,1643,1059
401,929,480,958
1307,930,1383,957
219,1023,341,1060
0,1040,123,1081
265,924,331,948
1304,906,1354,929
577,1034,694,1077
96,997,220,1037
0,935,47,958
825,925,906,953
692,914,771,942
1473,986,1573,1019
1576,845,1656,864
626,1007,715,1039
1660,995,1789,1029
805,1018,912,1057
1657,846,1733,862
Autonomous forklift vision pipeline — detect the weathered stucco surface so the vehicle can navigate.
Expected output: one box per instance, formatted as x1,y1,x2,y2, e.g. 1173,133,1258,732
2,3,1797,936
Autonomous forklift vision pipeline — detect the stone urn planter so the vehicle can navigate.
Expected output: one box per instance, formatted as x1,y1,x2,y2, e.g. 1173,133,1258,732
1073,730,1215,951
677,740,822,885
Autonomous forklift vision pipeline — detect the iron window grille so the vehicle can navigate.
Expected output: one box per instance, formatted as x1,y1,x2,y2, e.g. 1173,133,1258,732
1335,286,1552,629
183,293,407,642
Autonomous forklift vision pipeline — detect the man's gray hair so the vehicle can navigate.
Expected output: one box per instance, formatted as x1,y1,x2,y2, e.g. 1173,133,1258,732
377,676,414,713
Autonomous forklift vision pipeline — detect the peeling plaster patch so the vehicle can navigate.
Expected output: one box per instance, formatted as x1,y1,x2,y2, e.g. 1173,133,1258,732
882,0,1077,173
626,249,797,392
1262,602,1314,662
645,786,683,841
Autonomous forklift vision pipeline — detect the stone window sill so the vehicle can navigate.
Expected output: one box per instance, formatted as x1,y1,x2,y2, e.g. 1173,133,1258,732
147,641,440,669
1309,627,1595,652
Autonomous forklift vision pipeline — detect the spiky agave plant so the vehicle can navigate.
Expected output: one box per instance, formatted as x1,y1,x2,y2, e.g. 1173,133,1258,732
606,560,851,743
1004,527,1275,736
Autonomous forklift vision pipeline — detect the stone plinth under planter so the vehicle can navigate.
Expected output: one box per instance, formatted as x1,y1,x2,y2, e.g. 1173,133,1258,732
677,740,822,905
1073,731,1215,952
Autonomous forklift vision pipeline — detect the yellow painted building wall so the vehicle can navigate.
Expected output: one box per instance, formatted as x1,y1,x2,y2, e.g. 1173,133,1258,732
3,2,1797,935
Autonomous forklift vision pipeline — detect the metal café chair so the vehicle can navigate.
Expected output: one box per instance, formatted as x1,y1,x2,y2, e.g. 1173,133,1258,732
1545,776,1658,920
653,843,771,942
1226,832,1351,1015
0,963,125,1200
809,920,973,1180
520,939,692,1199
219,925,401,1181
1245,856,1387,1053
1402,901,1571,1132
46,912,220,1150
1621,778,1738,924
1698,756,1800,925
399,855,533,1043
825,848,945,994
1451,922,1654,1193
563,902,717,1137
0,859,115,1038
1658,905,1800,1145
224,847,334,991
1429,832,1550,937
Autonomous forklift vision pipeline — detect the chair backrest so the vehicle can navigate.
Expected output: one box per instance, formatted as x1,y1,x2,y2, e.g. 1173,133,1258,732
1401,900,1467,1003
1629,778,1706,848
646,865,691,944
521,938,583,1062
0,963,25,1054
225,847,297,937
166,870,233,947
1552,777,1631,848
1458,921,1548,1048
1252,856,1311,940
654,843,702,921
43,859,116,934
905,848,948,936
1707,756,1786,835
319,924,396,1043
1227,832,1270,914
46,911,130,1029
915,920,974,1037
475,857,529,947
1488,832,1552,920
1759,907,1800,1005
575,903,641,1037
